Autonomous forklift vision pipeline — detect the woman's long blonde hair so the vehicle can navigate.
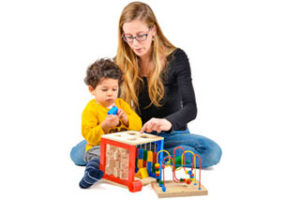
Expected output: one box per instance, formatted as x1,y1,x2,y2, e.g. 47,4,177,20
116,1,176,109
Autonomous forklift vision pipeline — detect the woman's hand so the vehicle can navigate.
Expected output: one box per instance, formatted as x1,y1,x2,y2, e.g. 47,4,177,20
140,118,172,133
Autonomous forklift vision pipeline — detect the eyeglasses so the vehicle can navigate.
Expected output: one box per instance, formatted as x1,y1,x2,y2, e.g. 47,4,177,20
122,28,152,43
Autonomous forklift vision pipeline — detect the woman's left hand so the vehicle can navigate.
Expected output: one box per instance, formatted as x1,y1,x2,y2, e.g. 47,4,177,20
140,118,172,133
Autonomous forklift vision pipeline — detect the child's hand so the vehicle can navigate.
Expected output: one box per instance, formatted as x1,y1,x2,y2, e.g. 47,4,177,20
101,115,120,133
117,108,129,127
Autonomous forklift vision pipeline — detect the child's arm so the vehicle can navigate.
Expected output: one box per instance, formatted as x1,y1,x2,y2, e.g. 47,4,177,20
100,115,120,133
81,108,105,146
117,108,129,127
82,108,120,145
118,100,142,131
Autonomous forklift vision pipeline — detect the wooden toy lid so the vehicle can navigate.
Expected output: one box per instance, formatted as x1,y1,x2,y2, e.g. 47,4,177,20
101,131,164,145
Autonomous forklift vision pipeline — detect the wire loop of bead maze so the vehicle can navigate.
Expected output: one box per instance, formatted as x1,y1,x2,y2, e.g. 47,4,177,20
151,146,208,198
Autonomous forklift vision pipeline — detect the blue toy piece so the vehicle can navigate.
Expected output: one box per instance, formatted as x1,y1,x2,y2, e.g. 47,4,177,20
107,106,118,115
138,149,144,159
162,186,166,192
147,161,153,177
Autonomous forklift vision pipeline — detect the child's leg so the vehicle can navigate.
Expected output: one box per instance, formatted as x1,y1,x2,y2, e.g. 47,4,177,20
79,158,104,188
79,145,103,189
70,140,87,166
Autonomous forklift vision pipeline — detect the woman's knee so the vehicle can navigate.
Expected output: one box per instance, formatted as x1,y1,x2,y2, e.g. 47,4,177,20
182,135,222,168
203,140,222,168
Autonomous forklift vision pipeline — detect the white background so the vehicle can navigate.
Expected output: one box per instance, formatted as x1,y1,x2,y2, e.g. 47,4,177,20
0,0,299,199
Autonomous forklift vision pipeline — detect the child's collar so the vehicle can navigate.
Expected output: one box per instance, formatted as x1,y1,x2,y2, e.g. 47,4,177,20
107,105,113,109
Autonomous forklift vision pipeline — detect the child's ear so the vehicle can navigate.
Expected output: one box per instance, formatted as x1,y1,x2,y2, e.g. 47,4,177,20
88,85,95,95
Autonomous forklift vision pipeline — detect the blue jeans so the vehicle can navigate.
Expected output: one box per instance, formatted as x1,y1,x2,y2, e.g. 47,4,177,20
70,130,222,168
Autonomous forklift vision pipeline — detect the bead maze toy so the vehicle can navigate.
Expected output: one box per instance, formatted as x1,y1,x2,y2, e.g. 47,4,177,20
151,146,208,198
100,131,164,192
99,131,208,197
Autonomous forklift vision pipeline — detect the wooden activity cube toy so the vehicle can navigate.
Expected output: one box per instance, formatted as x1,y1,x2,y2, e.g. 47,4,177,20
100,131,164,192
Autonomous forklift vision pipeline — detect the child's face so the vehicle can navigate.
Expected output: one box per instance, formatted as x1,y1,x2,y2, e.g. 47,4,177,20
89,78,119,107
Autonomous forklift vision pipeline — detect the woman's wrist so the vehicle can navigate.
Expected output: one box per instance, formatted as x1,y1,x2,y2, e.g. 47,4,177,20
163,118,173,132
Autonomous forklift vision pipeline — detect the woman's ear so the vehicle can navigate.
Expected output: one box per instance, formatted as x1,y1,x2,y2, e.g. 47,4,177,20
151,25,157,37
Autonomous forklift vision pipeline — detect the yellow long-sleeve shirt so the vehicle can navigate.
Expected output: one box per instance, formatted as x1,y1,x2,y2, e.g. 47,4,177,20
82,98,142,151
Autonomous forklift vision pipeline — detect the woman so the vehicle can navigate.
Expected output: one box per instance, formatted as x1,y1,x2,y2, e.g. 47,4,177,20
71,1,222,168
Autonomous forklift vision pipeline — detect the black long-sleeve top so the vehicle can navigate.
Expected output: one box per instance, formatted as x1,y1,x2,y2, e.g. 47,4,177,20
137,48,197,131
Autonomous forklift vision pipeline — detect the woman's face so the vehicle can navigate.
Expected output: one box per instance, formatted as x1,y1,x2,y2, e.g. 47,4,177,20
122,20,156,58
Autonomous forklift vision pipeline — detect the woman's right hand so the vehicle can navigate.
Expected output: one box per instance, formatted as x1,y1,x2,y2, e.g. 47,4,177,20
140,118,172,133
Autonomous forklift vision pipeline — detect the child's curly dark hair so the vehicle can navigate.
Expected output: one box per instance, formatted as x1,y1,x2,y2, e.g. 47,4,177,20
84,58,123,89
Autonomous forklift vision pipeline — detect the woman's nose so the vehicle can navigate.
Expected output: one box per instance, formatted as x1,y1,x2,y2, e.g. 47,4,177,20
132,38,139,46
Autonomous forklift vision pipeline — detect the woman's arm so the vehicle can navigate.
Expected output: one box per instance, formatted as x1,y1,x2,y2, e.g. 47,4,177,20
165,49,197,130
140,49,197,133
